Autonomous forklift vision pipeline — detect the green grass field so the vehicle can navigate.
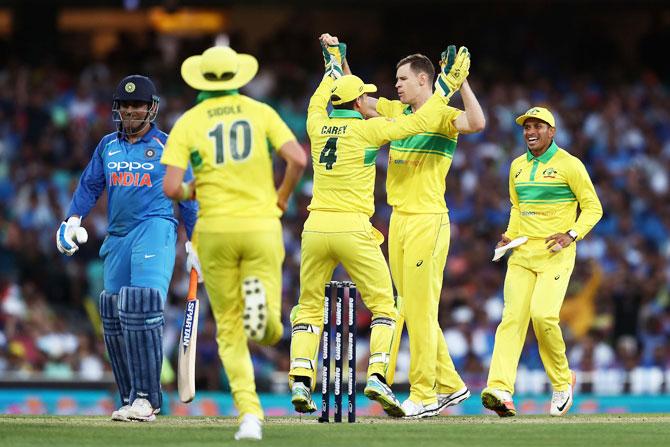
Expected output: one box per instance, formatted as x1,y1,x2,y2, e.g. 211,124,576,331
2,415,670,447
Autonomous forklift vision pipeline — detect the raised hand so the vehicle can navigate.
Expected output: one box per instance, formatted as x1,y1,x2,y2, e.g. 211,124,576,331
434,46,471,101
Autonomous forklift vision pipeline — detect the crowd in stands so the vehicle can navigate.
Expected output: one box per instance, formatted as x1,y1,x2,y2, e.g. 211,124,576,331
1,25,669,395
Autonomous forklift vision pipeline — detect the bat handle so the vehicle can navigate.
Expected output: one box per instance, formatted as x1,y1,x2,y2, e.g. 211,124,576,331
187,268,198,301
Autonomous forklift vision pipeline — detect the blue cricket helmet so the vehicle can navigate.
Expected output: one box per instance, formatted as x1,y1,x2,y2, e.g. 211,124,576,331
112,75,160,136
113,75,159,103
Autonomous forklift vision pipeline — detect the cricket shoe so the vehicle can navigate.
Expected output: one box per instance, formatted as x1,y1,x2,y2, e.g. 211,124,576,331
242,276,267,342
401,398,439,419
550,371,576,417
112,403,160,422
111,404,132,422
363,375,405,417
234,414,262,441
481,387,516,417
291,382,317,413
436,386,471,413
126,398,157,422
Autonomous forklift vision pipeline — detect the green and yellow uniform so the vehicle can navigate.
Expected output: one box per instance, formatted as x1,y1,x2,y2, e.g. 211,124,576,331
488,141,602,393
161,91,296,421
376,97,466,405
289,77,448,387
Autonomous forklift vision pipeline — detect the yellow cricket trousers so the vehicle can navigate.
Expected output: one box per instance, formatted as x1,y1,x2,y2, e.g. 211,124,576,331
196,220,284,422
487,238,575,393
289,211,397,388
388,211,464,405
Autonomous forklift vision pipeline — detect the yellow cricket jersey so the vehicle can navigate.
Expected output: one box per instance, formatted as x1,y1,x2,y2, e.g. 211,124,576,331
376,98,462,213
306,77,446,217
161,92,296,232
505,141,603,241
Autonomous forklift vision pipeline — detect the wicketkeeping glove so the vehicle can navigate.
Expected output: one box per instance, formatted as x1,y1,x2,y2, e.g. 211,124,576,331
434,45,470,101
324,54,344,80
185,241,204,283
56,216,88,256
321,41,347,67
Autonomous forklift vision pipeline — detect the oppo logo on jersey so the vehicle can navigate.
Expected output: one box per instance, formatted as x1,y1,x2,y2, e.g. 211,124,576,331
107,161,155,171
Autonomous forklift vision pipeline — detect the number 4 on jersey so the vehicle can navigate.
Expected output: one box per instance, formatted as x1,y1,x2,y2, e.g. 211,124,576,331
319,137,338,170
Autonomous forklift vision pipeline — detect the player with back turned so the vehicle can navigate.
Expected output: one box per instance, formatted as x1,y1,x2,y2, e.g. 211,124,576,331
56,75,199,422
287,36,471,418
161,46,307,441
481,107,602,417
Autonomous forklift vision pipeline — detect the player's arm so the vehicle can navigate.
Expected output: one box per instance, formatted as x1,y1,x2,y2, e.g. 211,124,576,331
504,163,521,240
162,165,193,201
265,104,307,211
276,141,307,211
566,158,603,240
177,165,198,239
67,141,107,220
161,116,196,201
453,79,486,134
57,141,107,255
359,96,380,118
365,92,448,145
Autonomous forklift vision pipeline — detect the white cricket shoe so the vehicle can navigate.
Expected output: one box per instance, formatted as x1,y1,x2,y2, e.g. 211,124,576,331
436,386,471,413
111,404,131,422
242,277,267,342
401,398,439,419
112,402,160,422
550,371,576,416
234,414,262,441
126,398,156,422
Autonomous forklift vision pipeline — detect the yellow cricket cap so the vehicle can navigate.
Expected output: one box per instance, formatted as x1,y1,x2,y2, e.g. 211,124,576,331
330,75,377,105
515,106,555,127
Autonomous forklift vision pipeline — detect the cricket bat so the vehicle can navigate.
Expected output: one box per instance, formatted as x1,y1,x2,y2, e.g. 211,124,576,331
178,269,199,403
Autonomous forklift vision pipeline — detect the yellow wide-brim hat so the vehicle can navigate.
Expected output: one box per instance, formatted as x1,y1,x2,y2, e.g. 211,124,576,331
181,46,258,91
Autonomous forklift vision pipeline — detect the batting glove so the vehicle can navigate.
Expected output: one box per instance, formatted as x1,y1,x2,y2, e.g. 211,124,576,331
56,216,88,256
434,45,470,101
185,241,204,283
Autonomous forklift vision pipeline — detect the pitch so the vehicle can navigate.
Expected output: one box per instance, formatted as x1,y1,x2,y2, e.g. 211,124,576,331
1,415,669,446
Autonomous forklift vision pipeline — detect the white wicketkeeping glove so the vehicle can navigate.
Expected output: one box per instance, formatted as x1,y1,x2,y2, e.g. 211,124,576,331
185,241,203,283
56,216,88,256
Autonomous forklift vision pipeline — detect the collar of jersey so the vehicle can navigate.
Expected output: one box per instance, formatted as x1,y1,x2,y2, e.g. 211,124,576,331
196,90,239,104
118,123,157,143
526,140,558,163
329,109,363,120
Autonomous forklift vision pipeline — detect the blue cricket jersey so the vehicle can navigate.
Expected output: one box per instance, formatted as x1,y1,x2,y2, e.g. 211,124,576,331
67,124,197,238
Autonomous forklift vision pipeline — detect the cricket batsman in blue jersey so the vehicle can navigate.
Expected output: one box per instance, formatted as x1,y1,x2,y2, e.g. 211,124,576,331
56,75,199,422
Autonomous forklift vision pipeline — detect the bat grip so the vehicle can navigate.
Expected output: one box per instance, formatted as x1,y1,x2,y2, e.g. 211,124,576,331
187,268,198,301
